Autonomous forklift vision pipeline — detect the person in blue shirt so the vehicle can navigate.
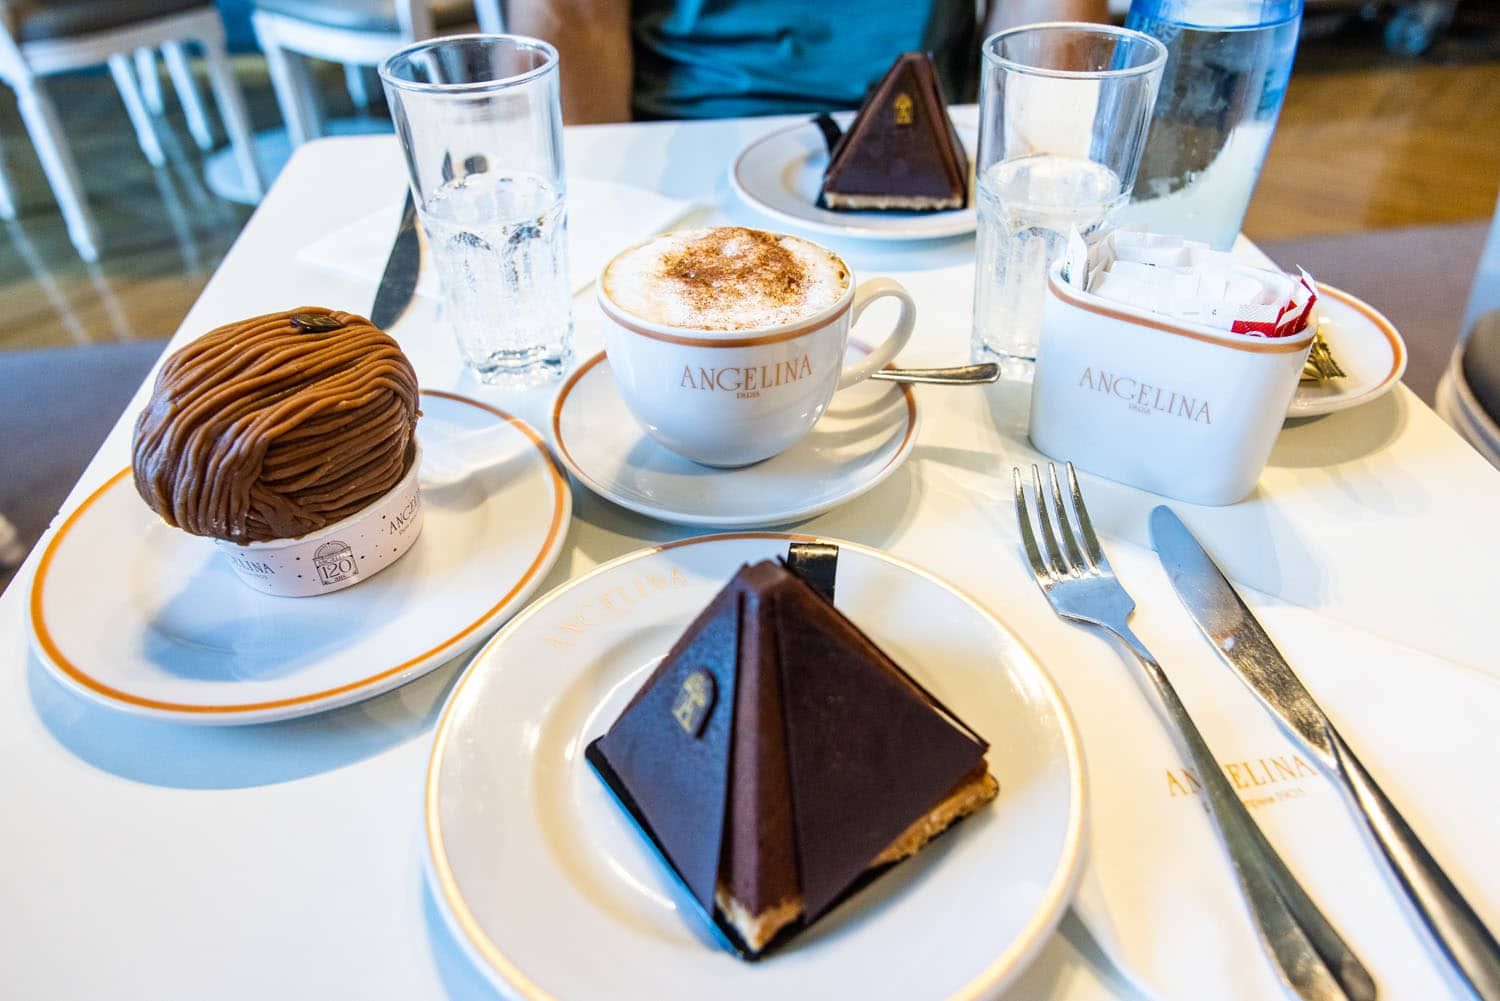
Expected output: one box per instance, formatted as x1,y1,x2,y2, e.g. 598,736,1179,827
508,0,1108,123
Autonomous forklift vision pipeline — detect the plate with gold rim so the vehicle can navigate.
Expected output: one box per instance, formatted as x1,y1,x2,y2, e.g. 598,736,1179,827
426,532,1084,1000
26,390,571,725
550,348,920,528
1288,284,1408,418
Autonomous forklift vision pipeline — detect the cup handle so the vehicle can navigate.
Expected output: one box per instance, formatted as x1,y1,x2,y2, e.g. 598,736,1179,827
837,278,916,390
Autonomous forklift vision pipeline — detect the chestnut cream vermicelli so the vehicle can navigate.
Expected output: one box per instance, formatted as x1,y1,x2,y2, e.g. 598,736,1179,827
131,307,420,544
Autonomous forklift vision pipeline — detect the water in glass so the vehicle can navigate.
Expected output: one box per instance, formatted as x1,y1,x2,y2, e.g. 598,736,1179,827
971,155,1126,375
422,171,573,386
1117,0,1300,249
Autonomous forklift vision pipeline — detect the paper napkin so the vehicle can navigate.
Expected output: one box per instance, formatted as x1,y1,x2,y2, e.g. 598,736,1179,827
1042,538,1500,1001
296,177,696,302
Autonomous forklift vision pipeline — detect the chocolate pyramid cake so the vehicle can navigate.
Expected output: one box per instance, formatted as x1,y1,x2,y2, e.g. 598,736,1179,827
818,52,969,212
587,544,997,957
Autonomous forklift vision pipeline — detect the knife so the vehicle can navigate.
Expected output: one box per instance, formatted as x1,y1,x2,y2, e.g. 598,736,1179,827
370,190,419,330
1150,505,1500,1001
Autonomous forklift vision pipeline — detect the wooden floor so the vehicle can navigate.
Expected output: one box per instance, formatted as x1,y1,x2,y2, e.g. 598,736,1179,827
1247,13,1500,237
1,9,1498,352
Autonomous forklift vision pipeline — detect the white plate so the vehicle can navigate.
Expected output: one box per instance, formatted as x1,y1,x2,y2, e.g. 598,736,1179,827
1288,284,1408,417
730,110,978,242
26,390,572,725
550,349,919,528
426,532,1085,1001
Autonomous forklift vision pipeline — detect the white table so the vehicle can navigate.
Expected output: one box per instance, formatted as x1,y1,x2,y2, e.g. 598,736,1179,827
4,116,1498,1000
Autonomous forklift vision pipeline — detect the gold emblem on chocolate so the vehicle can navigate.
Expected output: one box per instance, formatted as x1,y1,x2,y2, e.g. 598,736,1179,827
672,670,716,737
893,93,914,126
289,312,345,332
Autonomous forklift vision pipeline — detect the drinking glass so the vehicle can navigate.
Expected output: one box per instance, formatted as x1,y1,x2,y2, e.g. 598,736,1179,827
971,23,1166,379
380,34,573,387
1117,0,1302,250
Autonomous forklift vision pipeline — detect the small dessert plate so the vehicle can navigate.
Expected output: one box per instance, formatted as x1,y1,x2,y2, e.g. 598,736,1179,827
26,390,572,725
1288,284,1408,418
426,533,1084,1001
551,349,920,528
731,110,978,242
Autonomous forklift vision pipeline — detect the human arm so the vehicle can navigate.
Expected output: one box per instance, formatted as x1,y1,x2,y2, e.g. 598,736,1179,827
503,0,633,124
983,0,1111,33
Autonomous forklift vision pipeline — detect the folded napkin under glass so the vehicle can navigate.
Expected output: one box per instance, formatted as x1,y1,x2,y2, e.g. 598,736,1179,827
296,178,696,301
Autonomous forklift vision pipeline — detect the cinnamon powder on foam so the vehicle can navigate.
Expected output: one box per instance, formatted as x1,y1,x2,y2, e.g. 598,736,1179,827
660,228,807,317
605,227,848,332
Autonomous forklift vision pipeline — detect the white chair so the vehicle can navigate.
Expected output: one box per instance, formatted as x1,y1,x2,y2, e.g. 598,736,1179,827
0,2,263,261
251,0,503,149
130,42,223,156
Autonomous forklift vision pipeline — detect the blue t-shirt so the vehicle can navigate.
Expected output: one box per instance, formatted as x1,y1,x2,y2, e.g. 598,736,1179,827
632,0,975,120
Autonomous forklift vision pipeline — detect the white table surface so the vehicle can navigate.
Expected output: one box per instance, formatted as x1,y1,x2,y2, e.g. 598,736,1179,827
4,115,1499,1001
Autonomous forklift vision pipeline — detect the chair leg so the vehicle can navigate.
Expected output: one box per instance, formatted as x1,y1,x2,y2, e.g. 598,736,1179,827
474,0,505,33
343,63,372,110
135,47,164,115
261,37,319,148
199,34,264,199
0,129,17,220
292,52,323,141
14,80,99,261
108,52,166,167
163,41,216,152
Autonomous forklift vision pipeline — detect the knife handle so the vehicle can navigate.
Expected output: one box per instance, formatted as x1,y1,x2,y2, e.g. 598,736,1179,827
1330,729,1500,1001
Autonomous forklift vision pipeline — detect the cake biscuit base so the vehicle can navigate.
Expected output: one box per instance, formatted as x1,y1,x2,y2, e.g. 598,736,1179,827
716,764,999,951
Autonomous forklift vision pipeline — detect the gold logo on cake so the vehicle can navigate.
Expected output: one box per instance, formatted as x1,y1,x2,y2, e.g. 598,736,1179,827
672,670,716,737
893,93,914,125
1077,367,1213,424
678,354,813,400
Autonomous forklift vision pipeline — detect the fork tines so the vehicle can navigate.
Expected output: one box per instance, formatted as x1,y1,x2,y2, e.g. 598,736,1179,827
1013,462,1107,582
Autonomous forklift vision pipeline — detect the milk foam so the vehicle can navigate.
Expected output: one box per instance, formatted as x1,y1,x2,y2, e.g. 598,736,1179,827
603,227,849,331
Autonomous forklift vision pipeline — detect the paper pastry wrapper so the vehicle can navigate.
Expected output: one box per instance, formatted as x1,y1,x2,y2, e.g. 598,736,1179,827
1064,228,1318,338
1045,538,1500,1001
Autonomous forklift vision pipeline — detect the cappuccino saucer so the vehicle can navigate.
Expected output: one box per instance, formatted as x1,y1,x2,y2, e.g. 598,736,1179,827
550,348,920,528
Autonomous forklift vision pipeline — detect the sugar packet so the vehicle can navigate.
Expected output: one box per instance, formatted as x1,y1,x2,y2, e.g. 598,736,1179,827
1077,229,1317,338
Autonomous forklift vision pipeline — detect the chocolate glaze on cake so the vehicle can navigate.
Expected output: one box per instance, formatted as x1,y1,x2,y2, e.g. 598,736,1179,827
819,52,970,212
588,552,997,957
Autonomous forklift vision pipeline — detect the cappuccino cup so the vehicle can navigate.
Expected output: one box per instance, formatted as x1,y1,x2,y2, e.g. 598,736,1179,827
597,227,915,467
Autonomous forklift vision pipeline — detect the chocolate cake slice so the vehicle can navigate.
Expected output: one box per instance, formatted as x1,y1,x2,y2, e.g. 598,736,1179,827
587,546,997,957
819,52,969,212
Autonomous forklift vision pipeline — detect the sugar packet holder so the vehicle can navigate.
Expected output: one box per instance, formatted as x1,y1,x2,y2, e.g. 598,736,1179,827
1031,257,1316,506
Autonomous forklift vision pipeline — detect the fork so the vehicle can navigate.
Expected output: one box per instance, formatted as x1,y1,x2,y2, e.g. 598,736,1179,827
1014,462,1376,1001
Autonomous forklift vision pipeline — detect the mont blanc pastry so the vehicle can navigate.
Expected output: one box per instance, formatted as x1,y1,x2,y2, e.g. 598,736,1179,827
132,307,423,596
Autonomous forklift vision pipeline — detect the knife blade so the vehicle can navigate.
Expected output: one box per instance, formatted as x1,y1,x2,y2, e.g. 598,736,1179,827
1150,504,1500,1001
370,191,419,330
